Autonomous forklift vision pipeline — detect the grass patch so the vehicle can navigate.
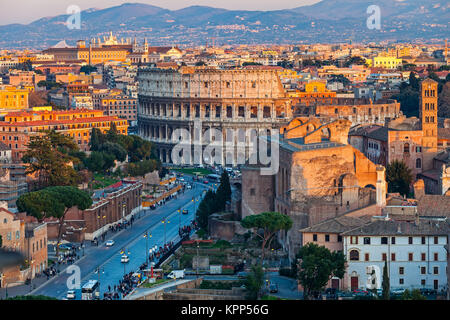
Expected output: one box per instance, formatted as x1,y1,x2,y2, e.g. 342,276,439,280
91,173,120,189
171,168,213,176
261,295,287,300
199,280,244,290
140,278,171,288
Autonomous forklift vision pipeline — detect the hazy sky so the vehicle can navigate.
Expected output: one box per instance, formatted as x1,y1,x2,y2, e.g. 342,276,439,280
0,0,321,25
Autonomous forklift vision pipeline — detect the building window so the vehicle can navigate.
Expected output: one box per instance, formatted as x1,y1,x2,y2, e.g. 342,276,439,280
365,253,370,261
434,237,438,244
408,237,413,244
337,235,342,242
408,253,413,261
363,237,371,245
349,250,359,261
399,267,404,275
421,267,426,274
313,234,318,242
391,237,396,244
421,253,426,261
403,143,409,153
381,237,388,244
416,158,422,169
350,236,358,244
399,278,404,285
421,279,426,286
421,237,426,244
250,188,255,196
433,267,439,275
325,234,330,242
434,253,438,261
391,253,396,261
382,253,387,261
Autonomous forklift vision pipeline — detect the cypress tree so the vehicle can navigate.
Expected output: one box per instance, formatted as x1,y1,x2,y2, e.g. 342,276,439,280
382,260,390,300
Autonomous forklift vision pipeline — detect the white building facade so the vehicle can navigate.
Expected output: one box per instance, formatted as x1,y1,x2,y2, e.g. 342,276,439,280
343,219,449,293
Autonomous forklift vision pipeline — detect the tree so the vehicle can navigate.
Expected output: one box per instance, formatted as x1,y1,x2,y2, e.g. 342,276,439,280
79,65,97,75
294,243,346,300
106,122,119,144
241,212,292,265
99,142,127,162
215,171,231,211
195,190,219,231
401,289,426,300
89,128,104,151
22,130,81,189
386,160,413,197
245,264,264,300
17,186,92,256
409,71,420,91
127,159,159,177
382,260,390,300
83,151,115,173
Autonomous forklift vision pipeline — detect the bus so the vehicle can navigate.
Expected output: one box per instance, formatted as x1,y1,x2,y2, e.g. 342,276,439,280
81,280,100,300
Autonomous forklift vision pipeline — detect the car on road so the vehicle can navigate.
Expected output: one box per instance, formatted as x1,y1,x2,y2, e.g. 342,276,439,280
58,243,74,250
203,180,209,184
121,254,129,263
105,240,115,247
269,283,279,293
182,209,189,215
186,184,192,189
179,178,185,182
391,288,406,295
237,271,249,279
66,290,76,300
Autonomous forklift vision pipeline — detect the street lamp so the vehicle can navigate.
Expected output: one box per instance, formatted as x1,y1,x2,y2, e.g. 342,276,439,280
196,240,200,279
143,231,152,265
162,219,170,245
95,266,104,295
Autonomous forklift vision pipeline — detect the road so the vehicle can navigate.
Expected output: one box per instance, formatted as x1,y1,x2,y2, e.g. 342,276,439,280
30,177,216,300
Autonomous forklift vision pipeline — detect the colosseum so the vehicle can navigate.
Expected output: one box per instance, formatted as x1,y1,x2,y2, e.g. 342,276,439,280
137,66,293,165
294,97,401,127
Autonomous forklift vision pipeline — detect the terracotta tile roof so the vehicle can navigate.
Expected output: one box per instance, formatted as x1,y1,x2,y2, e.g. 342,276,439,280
416,195,450,217
300,215,372,233
438,128,450,140
0,116,126,127
342,218,450,236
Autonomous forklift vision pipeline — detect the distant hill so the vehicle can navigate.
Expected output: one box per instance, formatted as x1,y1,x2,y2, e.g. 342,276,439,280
0,1,448,49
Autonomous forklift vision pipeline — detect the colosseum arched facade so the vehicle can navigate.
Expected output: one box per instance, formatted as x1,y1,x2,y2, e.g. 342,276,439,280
137,67,293,165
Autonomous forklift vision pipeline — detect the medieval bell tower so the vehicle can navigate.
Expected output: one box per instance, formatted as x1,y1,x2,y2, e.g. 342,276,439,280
420,78,438,171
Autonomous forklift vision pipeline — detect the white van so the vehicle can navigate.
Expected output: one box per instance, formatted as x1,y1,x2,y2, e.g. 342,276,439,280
167,269,185,279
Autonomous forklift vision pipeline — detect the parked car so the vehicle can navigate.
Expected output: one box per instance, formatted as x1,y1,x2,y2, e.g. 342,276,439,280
203,180,209,184
105,240,115,247
182,209,189,215
391,288,406,295
352,289,369,296
121,255,129,263
269,283,278,293
325,288,338,300
66,290,76,300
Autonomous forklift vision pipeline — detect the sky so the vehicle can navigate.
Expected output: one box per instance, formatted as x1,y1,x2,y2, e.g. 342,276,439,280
0,0,321,25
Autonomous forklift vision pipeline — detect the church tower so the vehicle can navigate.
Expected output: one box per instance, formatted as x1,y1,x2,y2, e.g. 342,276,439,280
420,78,438,171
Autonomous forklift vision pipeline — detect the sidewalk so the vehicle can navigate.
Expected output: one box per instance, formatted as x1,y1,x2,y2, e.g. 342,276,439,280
1,209,151,300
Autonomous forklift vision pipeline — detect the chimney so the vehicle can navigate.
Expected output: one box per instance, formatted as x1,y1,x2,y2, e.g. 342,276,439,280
376,165,387,207
413,179,425,199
